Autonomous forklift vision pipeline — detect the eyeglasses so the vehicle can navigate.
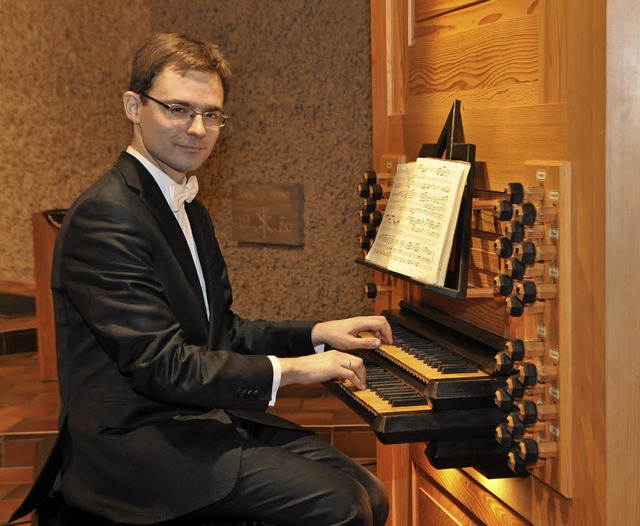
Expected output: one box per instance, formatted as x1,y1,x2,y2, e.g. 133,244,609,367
140,93,229,128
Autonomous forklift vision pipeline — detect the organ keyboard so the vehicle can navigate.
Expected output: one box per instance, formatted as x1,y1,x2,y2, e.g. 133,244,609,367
325,302,516,474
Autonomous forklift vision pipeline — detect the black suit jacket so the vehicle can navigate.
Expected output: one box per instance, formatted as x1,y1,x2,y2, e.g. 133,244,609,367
14,153,316,524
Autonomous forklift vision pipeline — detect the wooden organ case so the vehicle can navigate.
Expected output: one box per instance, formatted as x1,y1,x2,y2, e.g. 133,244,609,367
331,0,640,525
335,99,573,524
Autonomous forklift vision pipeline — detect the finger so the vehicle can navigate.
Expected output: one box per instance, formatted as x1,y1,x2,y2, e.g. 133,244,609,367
358,336,381,349
375,319,393,344
358,317,392,345
352,362,367,389
342,357,366,390
347,369,366,390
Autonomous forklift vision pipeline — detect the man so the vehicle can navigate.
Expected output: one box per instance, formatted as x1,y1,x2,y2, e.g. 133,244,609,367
11,33,390,526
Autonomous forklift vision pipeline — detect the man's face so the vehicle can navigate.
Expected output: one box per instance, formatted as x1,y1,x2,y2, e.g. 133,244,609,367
125,68,225,183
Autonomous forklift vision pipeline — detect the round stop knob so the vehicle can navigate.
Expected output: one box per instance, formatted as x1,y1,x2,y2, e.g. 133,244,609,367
514,202,537,226
493,274,513,296
494,199,514,220
494,237,514,259
504,182,525,204
502,220,525,242
515,400,538,425
505,258,526,280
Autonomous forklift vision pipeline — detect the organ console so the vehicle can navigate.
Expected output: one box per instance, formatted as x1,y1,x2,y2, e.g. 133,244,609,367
343,152,574,516
355,1,636,520
326,303,513,471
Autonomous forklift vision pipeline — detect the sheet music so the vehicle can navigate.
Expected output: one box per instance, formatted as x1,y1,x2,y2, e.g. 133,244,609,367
365,157,470,285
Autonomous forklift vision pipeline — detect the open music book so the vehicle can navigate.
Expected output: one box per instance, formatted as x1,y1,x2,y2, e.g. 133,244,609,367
365,157,471,286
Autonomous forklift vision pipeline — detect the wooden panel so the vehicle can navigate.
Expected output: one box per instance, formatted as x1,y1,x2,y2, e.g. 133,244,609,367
413,466,479,525
414,0,491,25
370,0,389,168
605,1,640,524
376,442,411,526
413,0,567,105
539,0,567,103
411,443,531,525
470,246,500,275
520,161,573,497
32,213,58,382
414,0,536,39
0,281,35,296
563,0,607,523
387,104,568,190
412,286,507,336
408,1,540,110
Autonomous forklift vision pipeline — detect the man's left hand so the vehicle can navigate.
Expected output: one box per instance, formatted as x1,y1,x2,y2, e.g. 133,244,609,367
311,316,392,351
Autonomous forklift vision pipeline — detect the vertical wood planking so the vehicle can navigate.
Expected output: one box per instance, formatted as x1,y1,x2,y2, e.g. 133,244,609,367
539,0,567,103
606,0,640,524
565,0,607,523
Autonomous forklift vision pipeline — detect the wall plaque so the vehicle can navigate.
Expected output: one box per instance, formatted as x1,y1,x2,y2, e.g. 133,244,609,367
231,183,304,246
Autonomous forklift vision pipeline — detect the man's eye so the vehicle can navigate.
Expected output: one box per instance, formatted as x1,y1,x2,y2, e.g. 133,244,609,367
168,106,190,115
203,112,220,120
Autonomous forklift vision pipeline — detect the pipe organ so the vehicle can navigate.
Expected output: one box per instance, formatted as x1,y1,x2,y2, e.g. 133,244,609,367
330,146,578,523
338,155,572,486
349,0,639,524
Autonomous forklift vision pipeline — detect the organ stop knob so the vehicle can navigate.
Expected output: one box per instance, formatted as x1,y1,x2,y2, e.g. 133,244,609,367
494,200,514,221
504,182,545,204
502,220,525,242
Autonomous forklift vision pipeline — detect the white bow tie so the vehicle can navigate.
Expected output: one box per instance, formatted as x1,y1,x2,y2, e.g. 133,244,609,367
168,176,199,212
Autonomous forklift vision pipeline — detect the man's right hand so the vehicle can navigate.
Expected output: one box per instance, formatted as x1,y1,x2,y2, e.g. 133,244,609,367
279,350,367,390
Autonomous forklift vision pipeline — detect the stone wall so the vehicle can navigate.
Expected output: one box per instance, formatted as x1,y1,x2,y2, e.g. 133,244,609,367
0,0,373,321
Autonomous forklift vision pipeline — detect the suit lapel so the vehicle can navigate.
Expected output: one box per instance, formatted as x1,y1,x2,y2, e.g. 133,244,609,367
116,153,208,318
187,202,228,350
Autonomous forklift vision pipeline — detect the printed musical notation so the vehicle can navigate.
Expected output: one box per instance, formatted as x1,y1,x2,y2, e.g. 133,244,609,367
365,157,470,286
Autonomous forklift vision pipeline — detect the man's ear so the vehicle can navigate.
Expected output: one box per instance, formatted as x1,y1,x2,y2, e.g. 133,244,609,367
123,91,142,124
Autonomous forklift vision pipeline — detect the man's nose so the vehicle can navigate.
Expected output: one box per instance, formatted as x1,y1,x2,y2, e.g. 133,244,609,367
187,114,208,136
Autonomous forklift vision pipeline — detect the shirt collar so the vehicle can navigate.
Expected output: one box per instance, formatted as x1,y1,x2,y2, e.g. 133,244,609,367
126,146,188,209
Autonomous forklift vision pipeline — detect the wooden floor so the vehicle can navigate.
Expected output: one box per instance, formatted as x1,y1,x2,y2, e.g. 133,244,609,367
0,353,59,438
0,350,376,525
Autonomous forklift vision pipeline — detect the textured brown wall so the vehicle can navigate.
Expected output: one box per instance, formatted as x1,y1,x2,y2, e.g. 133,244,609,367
0,0,374,321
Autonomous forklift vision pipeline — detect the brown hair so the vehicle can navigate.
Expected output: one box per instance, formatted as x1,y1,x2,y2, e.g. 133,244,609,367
129,33,232,97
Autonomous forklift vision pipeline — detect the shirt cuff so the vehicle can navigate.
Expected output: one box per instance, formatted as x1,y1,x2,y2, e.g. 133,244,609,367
268,345,323,406
267,355,281,407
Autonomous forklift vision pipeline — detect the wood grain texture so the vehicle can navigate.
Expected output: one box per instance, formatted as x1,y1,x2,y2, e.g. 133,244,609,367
414,0,491,26
387,104,568,190
31,213,58,382
563,0,607,523
414,286,507,336
539,0,567,103
414,0,536,39
605,0,640,524
411,443,531,525
376,442,411,526
371,0,390,169
414,467,479,525
408,2,540,110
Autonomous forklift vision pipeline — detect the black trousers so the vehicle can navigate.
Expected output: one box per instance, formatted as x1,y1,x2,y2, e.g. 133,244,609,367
183,417,389,526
